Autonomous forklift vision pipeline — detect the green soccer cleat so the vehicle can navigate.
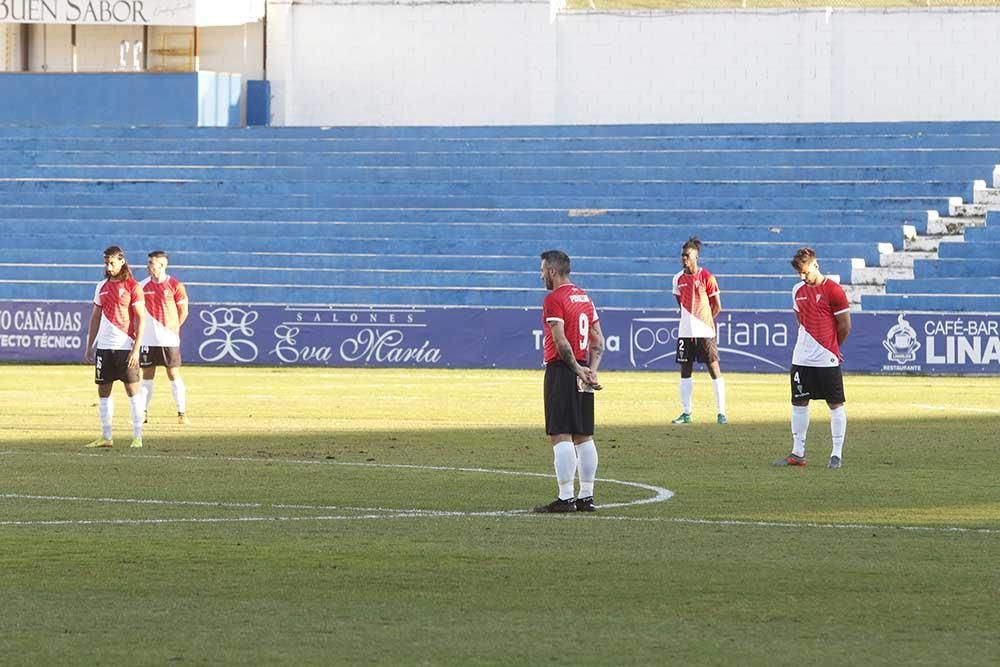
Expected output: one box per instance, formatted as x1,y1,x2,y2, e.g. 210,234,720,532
84,437,113,449
717,414,728,425
130,437,143,449
671,413,692,424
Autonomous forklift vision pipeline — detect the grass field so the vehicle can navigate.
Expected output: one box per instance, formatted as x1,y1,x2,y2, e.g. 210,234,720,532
1,365,998,665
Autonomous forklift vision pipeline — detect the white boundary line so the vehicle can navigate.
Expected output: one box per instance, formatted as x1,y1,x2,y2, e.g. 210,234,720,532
1,451,996,534
0,451,673,526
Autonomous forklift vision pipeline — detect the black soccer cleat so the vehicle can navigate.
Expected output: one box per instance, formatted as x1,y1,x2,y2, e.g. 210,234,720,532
533,497,577,513
575,496,596,512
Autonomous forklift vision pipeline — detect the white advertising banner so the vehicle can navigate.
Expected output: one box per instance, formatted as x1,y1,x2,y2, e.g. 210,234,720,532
0,0,265,26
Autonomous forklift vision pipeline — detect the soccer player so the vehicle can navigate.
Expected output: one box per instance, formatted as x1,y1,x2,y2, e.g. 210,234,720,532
139,251,190,424
83,246,147,449
534,250,605,514
670,237,727,425
774,247,852,469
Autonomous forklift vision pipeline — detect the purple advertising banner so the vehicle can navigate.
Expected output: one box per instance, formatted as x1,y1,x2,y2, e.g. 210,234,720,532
1,300,998,374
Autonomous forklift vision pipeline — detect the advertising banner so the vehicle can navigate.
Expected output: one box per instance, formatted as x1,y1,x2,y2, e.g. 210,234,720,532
1,300,998,375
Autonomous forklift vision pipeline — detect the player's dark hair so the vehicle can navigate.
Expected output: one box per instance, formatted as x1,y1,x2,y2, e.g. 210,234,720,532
540,249,571,276
103,245,133,281
791,247,817,270
148,250,169,260
682,236,702,254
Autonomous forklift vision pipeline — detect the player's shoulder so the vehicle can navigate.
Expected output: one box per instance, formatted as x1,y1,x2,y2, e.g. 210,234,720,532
824,277,847,296
139,276,151,287
792,281,806,296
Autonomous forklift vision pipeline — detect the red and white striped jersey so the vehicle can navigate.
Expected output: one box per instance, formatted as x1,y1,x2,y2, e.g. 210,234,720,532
791,278,850,367
672,268,720,338
542,283,599,364
140,275,188,347
93,278,144,350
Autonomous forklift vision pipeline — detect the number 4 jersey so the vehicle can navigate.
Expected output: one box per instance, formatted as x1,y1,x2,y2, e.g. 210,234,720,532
542,283,599,364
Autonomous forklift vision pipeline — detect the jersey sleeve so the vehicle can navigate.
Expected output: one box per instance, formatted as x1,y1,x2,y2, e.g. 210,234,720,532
791,283,802,312
130,281,145,307
93,281,104,306
706,271,720,297
174,280,189,306
830,282,850,315
671,271,682,296
543,292,564,323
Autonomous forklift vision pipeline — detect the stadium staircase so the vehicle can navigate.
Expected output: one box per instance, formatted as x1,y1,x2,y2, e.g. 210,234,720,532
1,122,999,312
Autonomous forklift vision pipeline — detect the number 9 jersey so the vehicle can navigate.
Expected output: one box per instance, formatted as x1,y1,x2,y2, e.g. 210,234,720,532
542,283,599,364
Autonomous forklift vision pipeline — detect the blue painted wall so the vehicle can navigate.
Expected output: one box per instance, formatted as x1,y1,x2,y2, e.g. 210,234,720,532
0,72,242,126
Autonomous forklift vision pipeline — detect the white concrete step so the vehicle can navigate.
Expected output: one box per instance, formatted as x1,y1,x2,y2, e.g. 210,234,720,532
949,200,990,217
972,179,1000,205
851,265,913,285
904,235,963,252
927,213,985,235
880,251,935,268
843,284,884,306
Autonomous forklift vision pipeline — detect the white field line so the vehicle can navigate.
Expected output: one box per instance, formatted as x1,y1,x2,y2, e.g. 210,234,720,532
912,404,1000,414
2,511,997,534
2,452,995,534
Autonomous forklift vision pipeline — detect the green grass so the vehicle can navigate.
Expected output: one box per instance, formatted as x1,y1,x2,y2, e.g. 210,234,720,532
1,365,998,665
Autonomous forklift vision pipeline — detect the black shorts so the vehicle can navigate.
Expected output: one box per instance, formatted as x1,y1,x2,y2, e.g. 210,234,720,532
543,361,595,436
676,337,719,365
95,348,140,385
140,345,182,369
790,365,846,404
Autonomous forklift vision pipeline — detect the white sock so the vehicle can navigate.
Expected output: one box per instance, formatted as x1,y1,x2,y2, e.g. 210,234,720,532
791,405,809,458
129,394,145,438
575,439,599,498
141,379,154,410
99,397,113,440
830,406,846,459
553,441,577,500
171,378,186,414
679,377,693,414
712,377,726,416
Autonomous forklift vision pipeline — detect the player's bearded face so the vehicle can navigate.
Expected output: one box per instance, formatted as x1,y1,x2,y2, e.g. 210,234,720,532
105,256,124,277
541,262,554,290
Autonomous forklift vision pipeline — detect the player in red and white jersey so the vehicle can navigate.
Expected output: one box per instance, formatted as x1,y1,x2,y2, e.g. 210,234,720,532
670,237,727,425
139,251,191,425
534,250,605,514
774,248,852,469
83,246,147,449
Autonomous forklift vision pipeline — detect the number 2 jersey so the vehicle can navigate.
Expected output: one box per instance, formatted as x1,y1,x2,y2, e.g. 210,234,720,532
542,283,599,364
139,275,189,348
672,268,720,338
792,278,850,367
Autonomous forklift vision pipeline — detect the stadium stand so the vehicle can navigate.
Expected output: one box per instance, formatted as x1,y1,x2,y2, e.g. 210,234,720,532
0,121,997,311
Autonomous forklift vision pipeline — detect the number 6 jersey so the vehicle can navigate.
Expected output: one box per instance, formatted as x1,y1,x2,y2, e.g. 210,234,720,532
542,282,599,364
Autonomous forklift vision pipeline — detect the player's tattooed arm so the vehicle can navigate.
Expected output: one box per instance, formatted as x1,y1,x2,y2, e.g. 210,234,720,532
588,320,606,374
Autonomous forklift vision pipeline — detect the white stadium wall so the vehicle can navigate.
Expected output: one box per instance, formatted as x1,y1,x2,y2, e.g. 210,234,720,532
267,2,1000,126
